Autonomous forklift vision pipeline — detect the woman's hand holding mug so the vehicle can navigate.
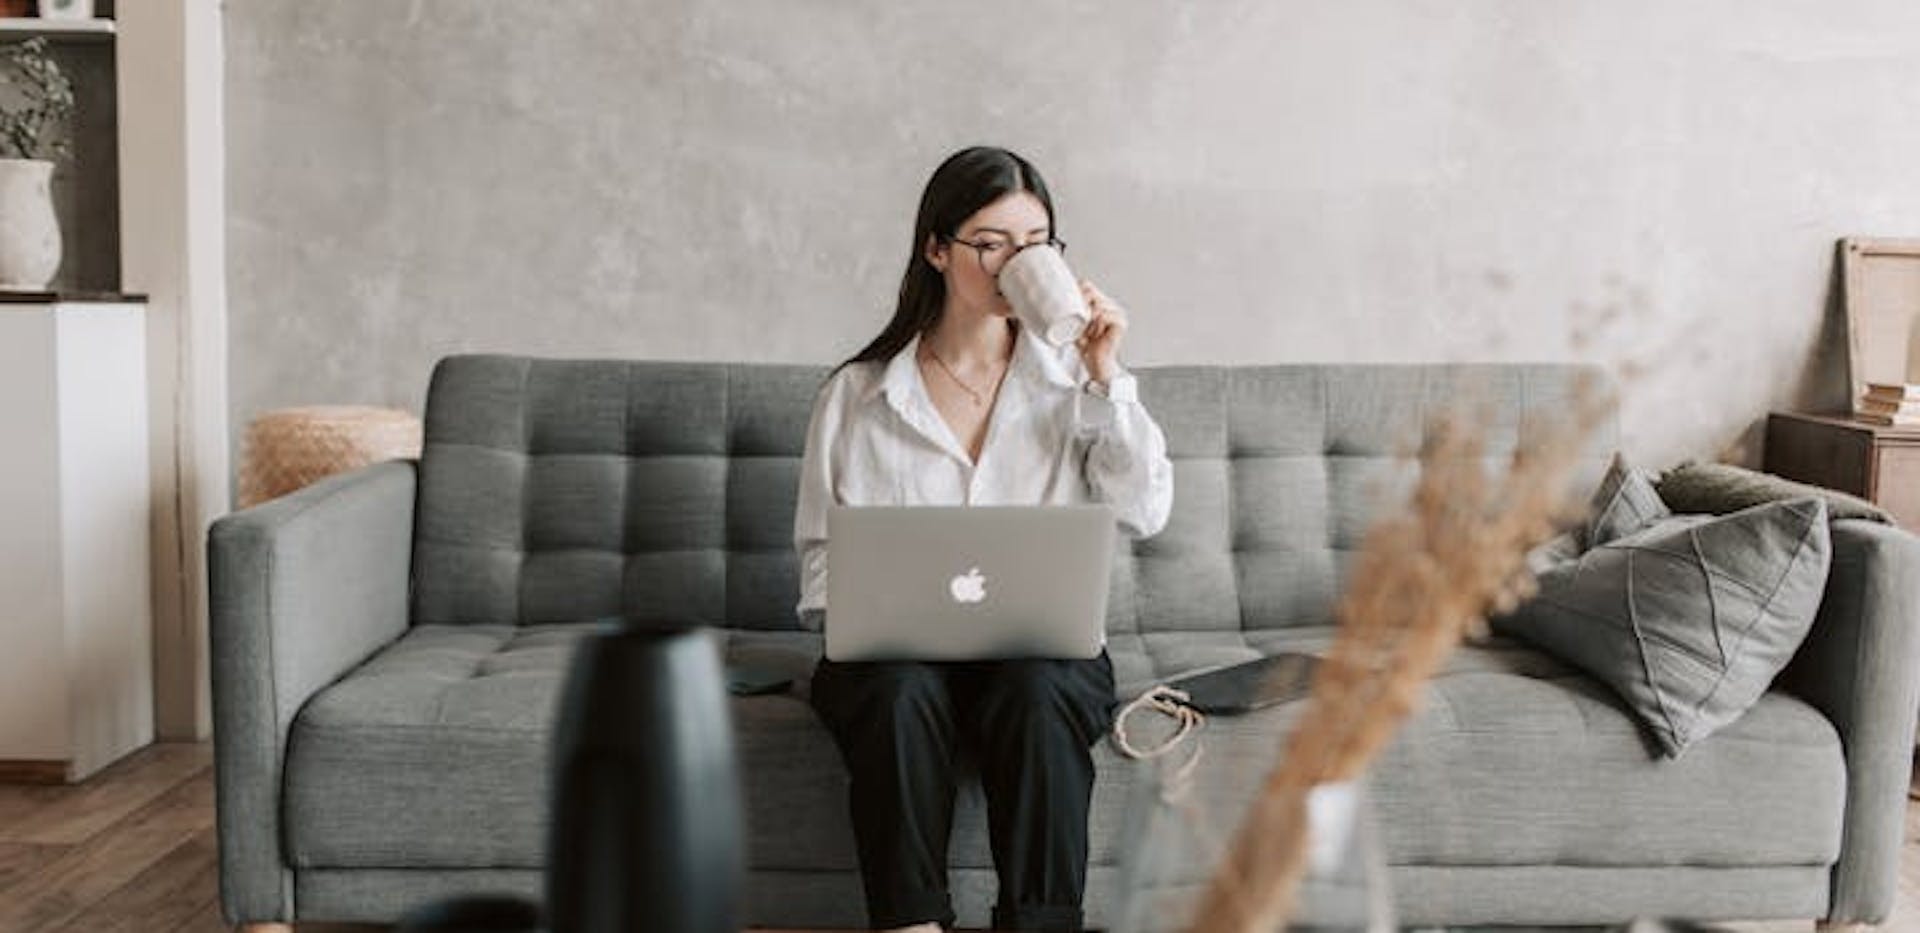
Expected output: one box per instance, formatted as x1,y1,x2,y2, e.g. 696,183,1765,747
1076,279,1127,387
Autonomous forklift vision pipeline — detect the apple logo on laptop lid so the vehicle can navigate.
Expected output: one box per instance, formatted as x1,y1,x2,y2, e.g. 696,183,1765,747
949,567,987,604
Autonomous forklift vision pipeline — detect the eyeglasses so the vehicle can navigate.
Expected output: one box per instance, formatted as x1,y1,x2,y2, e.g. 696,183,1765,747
941,232,1068,276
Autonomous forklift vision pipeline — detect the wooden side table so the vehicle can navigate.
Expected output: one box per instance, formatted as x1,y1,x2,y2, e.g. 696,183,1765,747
1764,411,1920,531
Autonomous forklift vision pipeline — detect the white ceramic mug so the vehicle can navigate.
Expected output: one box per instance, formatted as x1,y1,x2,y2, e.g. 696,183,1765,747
998,245,1089,347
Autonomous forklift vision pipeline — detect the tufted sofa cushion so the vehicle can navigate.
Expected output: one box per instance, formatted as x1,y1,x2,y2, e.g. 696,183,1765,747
409,357,1615,645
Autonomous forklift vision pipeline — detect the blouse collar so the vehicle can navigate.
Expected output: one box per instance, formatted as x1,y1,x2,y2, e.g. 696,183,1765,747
865,320,1079,409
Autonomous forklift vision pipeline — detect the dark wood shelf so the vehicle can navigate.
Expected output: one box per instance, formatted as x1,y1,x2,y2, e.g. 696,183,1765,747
0,289,145,303
0,18,114,42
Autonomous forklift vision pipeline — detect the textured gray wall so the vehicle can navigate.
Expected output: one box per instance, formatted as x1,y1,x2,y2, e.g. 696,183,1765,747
226,2,1920,469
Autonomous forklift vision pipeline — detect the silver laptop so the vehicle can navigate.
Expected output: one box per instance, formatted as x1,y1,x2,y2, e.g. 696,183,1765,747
824,505,1116,662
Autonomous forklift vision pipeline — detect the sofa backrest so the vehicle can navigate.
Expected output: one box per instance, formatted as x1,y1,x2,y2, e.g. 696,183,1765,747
410,356,1615,634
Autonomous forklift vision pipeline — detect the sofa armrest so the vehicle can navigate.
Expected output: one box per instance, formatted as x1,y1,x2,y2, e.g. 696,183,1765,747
207,460,417,923
1777,518,1920,925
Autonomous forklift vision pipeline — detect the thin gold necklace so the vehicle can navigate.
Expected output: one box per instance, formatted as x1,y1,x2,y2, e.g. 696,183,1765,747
923,343,1006,408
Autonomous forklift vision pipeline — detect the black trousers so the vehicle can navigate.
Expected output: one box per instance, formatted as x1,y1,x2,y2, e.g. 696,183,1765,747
810,651,1116,931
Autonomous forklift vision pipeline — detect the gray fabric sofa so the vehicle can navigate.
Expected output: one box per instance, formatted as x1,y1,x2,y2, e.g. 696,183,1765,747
209,355,1920,928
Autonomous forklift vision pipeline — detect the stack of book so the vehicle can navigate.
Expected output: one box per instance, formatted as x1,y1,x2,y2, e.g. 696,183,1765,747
1857,383,1920,426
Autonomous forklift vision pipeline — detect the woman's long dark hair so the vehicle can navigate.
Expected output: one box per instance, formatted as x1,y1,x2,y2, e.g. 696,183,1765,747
836,146,1056,373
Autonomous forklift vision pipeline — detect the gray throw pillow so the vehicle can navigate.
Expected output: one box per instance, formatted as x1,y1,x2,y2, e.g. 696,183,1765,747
1496,464,1833,757
1583,453,1671,549
1656,459,1893,524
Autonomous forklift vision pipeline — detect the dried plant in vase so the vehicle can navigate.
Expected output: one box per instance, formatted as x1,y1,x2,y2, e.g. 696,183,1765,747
1184,384,1610,933
0,37,73,162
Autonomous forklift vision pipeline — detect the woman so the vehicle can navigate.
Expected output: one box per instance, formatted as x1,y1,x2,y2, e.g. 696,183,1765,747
792,146,1174,932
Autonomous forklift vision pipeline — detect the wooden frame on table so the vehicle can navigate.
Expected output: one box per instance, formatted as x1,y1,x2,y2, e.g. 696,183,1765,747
1842,237,1920,415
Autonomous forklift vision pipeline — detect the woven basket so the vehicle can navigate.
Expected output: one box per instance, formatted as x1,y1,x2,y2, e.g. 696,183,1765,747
239,405,423,507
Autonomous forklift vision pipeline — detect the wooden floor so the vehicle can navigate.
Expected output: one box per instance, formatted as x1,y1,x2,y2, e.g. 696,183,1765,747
0,742,1916,933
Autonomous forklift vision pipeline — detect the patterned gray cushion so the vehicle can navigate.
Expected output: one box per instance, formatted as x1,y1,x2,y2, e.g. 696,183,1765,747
1497,463,1833,757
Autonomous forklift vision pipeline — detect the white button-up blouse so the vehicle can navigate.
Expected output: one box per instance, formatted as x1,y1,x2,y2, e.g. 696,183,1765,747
792,324,1175,626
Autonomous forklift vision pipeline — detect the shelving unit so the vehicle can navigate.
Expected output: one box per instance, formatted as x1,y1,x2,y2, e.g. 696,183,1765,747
0,17,115,41
0,11,141,779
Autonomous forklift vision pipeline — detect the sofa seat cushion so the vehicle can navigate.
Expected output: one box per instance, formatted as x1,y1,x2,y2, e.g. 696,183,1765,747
1372,636,1844,867
286,625,1844,875
284,622,827,869
1118,635,1844,878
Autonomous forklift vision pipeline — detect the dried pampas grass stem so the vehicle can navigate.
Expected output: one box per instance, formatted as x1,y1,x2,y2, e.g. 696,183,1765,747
1184,389,1607,933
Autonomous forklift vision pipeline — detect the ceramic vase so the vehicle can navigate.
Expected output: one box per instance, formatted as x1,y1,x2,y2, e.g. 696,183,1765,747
0,159,61,290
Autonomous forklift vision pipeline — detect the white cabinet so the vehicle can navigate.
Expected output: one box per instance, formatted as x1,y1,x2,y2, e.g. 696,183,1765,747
0,297,151,782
